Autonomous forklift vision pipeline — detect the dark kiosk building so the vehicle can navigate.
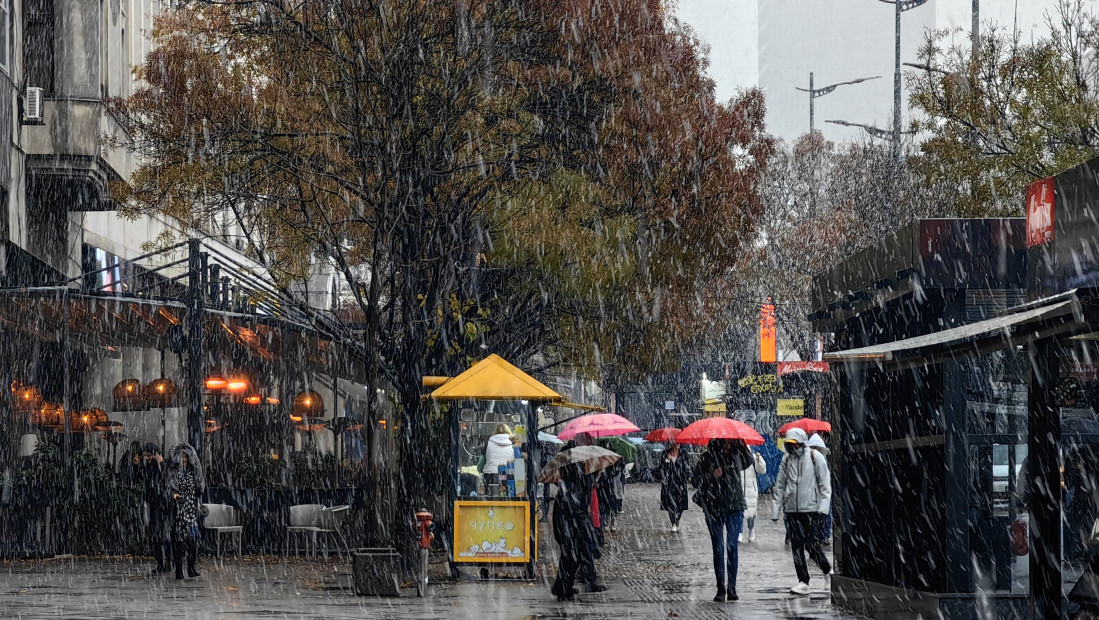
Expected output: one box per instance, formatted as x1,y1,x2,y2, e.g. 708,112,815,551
813,160,1099,620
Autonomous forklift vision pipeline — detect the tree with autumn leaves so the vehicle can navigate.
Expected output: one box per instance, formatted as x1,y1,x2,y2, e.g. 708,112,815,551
909,0,1099,216
112,0,772,552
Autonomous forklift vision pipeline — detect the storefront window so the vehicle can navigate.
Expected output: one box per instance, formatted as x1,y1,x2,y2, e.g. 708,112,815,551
964,349,1029,594
455,400,533,498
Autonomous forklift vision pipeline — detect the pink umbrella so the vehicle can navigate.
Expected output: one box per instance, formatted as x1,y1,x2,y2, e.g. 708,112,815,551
557,413,640,440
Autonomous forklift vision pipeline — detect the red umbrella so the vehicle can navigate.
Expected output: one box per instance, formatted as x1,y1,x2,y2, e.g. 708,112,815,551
644,427,681,442
676,418,764,446
558,413,640,440
778,418,832,436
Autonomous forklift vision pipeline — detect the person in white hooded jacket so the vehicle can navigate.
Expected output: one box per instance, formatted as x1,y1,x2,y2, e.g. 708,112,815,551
483,424,516,489
771,427,831,595
738,450,767,543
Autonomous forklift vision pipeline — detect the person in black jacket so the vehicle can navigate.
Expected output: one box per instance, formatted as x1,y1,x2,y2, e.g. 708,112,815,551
551,462,595,601
141,443,172,575
692,438,753,602
656,442,691,532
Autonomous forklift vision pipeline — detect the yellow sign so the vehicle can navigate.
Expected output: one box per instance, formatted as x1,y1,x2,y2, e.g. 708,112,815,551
703,400,726,413
777,399,805,417
737,374,780,394
453,500,533,563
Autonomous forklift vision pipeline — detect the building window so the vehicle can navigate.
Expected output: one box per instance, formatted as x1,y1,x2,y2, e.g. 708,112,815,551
24,0,54,95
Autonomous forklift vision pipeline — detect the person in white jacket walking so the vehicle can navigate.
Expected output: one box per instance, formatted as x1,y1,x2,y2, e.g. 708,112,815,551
738,451,767,543
771,427,832,595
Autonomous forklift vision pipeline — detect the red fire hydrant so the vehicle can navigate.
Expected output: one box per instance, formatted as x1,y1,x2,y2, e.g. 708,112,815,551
415,510,434,549
415,510,434,597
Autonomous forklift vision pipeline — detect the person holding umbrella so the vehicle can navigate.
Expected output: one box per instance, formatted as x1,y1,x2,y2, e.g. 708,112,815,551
691,437,754,602
771,427,832,595
540,444,619,600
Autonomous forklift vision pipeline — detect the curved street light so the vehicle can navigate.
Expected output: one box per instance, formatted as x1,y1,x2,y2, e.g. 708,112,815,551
796,73,881,132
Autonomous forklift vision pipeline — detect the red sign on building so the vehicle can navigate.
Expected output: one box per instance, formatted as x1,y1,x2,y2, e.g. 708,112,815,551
777,361,830,376
760,299,777,363
1026,178,1055,247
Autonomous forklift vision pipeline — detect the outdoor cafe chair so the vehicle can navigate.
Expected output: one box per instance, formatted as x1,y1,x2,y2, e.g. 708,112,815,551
318,504,352,560
202,503,244,556
286,504,325,558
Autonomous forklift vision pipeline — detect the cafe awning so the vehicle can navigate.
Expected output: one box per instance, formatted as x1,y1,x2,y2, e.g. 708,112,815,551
824,290,1090,368
431,354,562,401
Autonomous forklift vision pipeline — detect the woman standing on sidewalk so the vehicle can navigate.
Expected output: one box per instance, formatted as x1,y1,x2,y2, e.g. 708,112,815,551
656,442,690,532
692,438,753,602
167,444,205,580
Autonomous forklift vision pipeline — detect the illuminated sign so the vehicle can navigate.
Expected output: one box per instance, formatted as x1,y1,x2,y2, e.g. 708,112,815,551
452,501,532,563
760,299,777,363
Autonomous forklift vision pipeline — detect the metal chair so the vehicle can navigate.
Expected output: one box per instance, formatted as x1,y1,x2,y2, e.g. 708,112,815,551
286,504,324,557
202,503,243,556
318,505,352,560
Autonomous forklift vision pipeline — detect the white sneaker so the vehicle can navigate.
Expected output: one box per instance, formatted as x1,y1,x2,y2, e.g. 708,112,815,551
671,524,678,533
737,532,745,543
748,529,756,542
790,582,811,595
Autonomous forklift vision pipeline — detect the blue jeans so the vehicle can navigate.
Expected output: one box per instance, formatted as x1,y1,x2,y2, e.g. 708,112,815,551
704,510,743,590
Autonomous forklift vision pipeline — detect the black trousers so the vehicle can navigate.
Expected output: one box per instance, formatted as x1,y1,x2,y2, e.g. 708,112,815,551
788,512,830,584
552,543,580,598
172,538,198,578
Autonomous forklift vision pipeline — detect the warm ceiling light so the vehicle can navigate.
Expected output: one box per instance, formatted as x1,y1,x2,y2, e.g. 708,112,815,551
292,390,324,418
205,376,228,390
13,385,43,414
266,397,280,405
113,379,146,412
145,378,178,409
227,378,249,392
244,395,262,405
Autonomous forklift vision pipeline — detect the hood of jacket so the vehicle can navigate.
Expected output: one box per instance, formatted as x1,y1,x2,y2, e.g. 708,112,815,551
167,444,206,495
808,433,829,455
488,433,513,447
786,428,809,444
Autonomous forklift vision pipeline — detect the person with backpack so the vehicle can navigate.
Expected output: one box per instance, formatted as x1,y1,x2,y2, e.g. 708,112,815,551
771,427,832,595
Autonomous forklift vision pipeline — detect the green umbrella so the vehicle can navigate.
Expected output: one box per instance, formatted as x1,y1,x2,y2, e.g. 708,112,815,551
597,436,638,464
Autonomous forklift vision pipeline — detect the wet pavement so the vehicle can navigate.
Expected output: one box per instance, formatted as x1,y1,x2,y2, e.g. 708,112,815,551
0,484,860,619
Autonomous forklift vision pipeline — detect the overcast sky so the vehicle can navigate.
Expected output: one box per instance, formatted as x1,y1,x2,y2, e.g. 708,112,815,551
674,0,1066,143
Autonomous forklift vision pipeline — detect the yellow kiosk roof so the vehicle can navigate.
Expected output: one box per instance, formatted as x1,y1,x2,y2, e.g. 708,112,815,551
430,354,563,401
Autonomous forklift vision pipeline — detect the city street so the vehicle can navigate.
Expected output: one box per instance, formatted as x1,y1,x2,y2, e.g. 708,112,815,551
0,484,855,619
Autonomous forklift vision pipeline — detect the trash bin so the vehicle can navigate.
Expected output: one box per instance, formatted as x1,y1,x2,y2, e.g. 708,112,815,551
352,547,401,596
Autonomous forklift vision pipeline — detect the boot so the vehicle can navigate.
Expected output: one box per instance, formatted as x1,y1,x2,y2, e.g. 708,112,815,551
713,586,726,602
187,539,200,578
727,587,739,601
173,541,184,580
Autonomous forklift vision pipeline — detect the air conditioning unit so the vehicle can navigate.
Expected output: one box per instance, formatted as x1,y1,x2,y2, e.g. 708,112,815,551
24,86,44,124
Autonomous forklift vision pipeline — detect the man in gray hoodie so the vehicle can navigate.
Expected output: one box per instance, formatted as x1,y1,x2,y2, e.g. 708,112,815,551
771,427,832,595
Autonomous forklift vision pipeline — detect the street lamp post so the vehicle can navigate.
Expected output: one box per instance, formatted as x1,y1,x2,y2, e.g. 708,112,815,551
825,119,915,142
877,0,928,168
796,72,880,132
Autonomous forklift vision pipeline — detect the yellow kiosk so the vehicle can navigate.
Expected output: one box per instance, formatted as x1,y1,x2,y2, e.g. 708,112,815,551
430,354,562,578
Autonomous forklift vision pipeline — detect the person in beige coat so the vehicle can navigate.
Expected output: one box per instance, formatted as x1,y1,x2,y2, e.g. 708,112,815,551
738,450,767,543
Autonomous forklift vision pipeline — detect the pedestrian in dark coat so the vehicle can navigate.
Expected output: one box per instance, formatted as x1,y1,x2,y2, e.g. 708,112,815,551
692,438,753,602
142,443,172,574
551,462,592,601
656,442,690,532
167,444,205,579
120,441,144,486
